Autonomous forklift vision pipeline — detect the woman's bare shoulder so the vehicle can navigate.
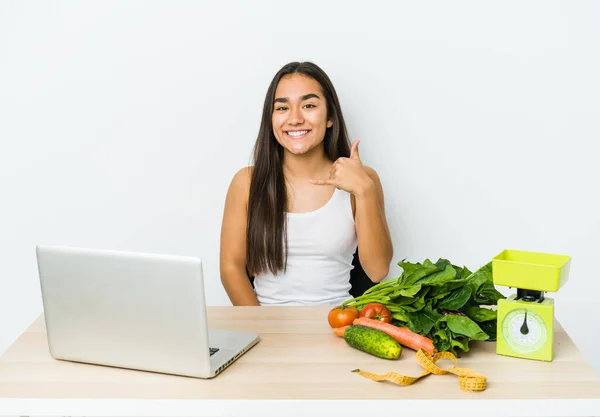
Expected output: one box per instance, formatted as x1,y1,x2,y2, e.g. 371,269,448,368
228,166,253,200
362,165,380,181
231,166,253,185
363,165,386,192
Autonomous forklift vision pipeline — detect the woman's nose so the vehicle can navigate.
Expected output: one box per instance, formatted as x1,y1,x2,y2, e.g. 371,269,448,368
287,107,304,125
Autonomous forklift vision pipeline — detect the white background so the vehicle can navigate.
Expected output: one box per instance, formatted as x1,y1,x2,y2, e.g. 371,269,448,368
1,0,599,376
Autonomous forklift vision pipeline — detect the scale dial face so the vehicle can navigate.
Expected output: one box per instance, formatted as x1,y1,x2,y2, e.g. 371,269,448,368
502,308,548,354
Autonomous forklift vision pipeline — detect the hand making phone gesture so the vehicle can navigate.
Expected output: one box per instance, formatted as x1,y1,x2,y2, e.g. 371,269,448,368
310,140,374,196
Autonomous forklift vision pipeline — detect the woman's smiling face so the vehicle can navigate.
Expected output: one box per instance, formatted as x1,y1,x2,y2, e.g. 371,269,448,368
272,73,333,156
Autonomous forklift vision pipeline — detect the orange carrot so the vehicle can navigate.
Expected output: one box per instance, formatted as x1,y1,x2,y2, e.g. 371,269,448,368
332,325,350,337
353,318,436,356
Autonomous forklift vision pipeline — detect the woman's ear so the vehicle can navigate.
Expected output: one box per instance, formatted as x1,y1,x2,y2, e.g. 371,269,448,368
326,119,333,128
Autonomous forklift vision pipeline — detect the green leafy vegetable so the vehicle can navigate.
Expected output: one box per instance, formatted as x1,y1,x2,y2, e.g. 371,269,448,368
441,315,489,341
436,286,472,310
342,259,505,355
463,305,497,322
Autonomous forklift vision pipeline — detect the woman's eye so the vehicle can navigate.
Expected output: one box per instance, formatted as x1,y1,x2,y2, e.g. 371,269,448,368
275,107,288,111
304,104,315,109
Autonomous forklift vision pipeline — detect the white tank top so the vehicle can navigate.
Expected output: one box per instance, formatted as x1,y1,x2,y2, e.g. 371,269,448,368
253,188,358,306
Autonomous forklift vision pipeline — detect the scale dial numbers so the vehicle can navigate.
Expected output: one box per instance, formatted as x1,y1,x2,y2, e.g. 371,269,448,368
502,308,548,354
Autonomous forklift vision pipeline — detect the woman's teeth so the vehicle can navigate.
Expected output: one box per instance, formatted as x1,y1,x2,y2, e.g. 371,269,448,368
286,130,309,138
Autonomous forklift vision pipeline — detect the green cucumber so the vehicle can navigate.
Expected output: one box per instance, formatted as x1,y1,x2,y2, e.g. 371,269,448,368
343,325,402,359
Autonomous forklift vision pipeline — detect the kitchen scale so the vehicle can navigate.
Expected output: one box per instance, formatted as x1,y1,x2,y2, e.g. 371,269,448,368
492,249,571,362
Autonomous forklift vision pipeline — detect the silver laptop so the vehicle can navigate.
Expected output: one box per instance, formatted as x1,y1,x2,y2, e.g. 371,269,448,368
35,244,259,378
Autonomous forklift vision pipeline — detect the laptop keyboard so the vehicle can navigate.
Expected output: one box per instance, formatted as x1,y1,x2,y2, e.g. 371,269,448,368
209,347,219,356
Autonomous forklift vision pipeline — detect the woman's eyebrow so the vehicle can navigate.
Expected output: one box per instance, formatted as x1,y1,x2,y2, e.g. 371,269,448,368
274,93,321,104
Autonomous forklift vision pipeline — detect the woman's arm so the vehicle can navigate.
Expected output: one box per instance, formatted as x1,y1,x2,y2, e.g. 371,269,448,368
353,166,393,283
309,140,394,283
220,167,260,306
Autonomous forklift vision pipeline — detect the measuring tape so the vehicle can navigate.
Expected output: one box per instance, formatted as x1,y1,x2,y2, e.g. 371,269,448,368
351,348,487,392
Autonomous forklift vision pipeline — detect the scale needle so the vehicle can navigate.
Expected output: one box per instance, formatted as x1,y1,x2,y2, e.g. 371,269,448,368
520,311,529,335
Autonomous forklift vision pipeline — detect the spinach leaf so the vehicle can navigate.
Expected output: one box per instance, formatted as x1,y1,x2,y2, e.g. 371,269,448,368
393,295,419,305
432,327,451,352
391,311,408,324
478,320,498,341
453,265,473,281
474,282,505,305
416,264,457,286
466,262,492,293
464,262,505,305
416,286,430,304
397,259,424,276
451,336,471,353
398,284,422,297
409,306,441,334
441,315,489,340
436,286,472,310
402,311,424,333
400,299,425,312
398,259,441,287
427,281,464,301
463,305,497,322
435,258,452,270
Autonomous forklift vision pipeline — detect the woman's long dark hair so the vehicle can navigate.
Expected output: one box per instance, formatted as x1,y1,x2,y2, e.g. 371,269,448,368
246,61,352,277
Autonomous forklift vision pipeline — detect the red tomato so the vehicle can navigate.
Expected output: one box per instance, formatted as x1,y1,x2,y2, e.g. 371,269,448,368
328,305,359,328
359,303,392,323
